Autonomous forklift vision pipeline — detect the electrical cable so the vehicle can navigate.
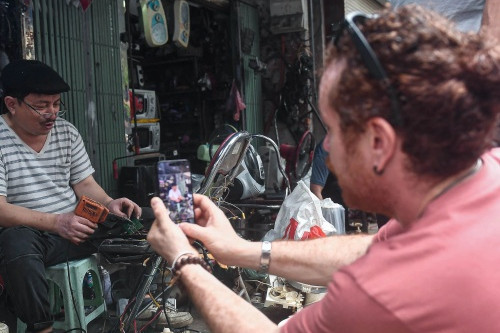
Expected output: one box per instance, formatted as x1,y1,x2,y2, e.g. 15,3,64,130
161,260,174,330
63,329,86,333
65,243,86,333
193,241,212,272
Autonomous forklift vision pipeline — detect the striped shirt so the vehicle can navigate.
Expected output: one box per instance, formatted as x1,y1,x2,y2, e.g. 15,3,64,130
0,116,94,214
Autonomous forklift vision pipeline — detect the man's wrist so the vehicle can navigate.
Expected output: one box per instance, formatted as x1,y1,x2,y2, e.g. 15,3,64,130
104,198,114,208
259,241,272,274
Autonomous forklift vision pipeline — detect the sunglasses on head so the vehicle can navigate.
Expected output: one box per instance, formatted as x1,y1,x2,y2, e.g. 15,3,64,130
334,12,403,127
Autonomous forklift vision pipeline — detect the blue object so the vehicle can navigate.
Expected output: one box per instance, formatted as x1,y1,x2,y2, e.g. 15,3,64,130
310,138,329,187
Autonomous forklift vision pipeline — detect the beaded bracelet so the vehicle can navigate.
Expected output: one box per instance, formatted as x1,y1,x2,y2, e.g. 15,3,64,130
172,254,212,277
170,251,197,271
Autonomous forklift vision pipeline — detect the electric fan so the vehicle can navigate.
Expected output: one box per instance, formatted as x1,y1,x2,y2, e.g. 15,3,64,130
172,0,190,48
226,144,266,200
197,131,252,198
279,130,315,183
140,0,168,47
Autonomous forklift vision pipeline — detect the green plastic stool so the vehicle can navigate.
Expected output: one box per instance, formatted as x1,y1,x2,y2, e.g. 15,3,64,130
17,256,106,332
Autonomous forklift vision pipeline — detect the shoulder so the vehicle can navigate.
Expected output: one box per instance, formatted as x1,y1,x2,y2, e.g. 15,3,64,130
0,116,11,136
54,118,79,133
53,119,83,141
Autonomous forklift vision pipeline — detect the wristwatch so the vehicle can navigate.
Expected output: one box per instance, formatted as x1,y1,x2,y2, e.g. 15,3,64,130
259,241,272,273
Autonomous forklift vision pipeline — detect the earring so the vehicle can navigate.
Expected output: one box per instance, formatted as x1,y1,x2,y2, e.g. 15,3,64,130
373,165,384,175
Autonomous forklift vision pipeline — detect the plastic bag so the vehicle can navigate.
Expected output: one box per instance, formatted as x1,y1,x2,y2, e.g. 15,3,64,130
320,198,345,235
264,181,336,241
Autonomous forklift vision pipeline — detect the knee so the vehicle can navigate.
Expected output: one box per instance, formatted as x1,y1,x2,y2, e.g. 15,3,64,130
0,227,43,262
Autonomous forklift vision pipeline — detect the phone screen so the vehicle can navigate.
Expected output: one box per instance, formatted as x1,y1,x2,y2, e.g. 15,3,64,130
157,159,195,223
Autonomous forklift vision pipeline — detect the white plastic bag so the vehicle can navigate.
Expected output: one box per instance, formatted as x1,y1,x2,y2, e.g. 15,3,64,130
320,198,345,235
264,181,336,241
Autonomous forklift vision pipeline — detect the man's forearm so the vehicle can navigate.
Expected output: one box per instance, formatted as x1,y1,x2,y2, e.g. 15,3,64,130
269,235,374,285
180,264,279,333
73,176,113,206
0,200,57,231
310,183,324,199
230,234,374,286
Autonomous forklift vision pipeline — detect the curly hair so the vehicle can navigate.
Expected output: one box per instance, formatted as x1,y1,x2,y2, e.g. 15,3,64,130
325,4,500,178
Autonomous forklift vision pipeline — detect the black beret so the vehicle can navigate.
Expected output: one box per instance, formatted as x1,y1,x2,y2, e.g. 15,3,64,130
1,59,70,95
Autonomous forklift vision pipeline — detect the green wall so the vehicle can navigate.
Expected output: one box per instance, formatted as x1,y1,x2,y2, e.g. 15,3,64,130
33,0,126,197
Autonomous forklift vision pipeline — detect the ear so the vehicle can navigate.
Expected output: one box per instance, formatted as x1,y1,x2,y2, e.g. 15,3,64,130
3,96,18,114
365,117,397,171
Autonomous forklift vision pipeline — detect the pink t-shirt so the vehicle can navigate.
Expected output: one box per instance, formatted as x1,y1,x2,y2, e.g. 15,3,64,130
282,149,500,333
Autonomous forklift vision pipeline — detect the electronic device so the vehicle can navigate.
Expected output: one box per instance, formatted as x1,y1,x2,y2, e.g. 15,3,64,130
227,145,266,200
140,0,168,47
75,195,109,223
128,121,160,153
258,143,286,192
157,159,195,223
172,0,190,48
198,132,252,198
134,64,145,87
129,89,158,120
118,165,158,207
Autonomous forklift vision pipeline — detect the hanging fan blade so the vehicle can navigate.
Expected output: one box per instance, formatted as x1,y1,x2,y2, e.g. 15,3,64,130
279,130,315,182
295,131,315,179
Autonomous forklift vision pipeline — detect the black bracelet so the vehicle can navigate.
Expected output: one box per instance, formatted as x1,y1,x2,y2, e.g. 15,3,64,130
172,254,212,276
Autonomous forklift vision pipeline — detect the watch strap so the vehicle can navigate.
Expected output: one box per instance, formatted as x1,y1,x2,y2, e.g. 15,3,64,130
259,241,272,273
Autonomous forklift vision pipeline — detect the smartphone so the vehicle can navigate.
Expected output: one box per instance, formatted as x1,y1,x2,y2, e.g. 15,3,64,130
157,159,195,223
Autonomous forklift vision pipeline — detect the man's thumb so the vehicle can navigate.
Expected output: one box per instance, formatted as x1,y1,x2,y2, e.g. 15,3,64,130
179,222,204,242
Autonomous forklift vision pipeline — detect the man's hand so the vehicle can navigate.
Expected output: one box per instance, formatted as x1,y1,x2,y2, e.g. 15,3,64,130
178,194,249,266
55,212,98,244
107,198,142,219
147,197,197,263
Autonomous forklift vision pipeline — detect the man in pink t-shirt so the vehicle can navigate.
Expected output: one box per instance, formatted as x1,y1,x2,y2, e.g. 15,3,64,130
281,150,500,332
145,5,500,333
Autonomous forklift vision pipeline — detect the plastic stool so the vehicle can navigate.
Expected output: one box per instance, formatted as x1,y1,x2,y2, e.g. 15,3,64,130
17,256,106,332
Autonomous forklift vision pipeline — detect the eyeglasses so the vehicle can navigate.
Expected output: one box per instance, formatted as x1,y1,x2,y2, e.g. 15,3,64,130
334,12,403,127
22,99,67,119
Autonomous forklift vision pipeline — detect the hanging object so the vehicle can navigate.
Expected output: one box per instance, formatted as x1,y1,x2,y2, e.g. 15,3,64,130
279,131,315,182
80,0,92,11
140,0,168,47
225,80,246,122
172,0,190,48
65,0,93,11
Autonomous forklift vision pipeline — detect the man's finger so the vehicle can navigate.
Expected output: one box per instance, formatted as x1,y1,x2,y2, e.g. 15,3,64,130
125,204,134,218
193,194,216,211
179,222,205,242
151,197,170,223
135,206,142,219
